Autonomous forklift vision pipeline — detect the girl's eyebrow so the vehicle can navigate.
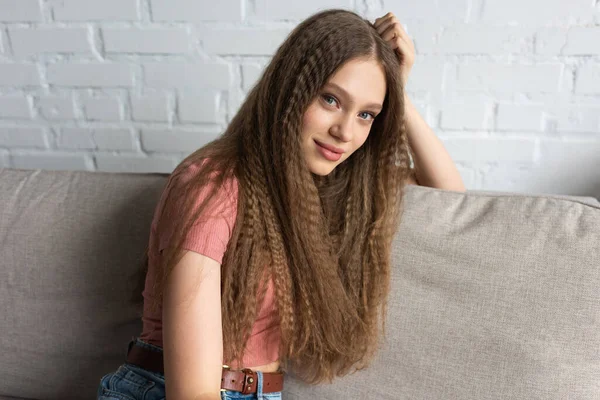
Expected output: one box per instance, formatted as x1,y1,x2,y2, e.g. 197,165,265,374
323,82,383,111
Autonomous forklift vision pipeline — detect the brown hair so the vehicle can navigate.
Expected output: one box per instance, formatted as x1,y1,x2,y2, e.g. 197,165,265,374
136,9,413,384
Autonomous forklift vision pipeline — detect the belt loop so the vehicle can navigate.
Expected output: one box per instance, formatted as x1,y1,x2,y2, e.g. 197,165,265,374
256,370,264,400
126,336,136,357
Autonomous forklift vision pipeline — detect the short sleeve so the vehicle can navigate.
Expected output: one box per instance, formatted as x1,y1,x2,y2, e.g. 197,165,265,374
157,164,239,265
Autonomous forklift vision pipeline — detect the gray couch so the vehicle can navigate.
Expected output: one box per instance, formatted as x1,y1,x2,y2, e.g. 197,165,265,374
1,167,599,400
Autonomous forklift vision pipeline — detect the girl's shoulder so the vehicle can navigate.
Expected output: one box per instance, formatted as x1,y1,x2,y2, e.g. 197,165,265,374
170,158,214,184
170,158,240,202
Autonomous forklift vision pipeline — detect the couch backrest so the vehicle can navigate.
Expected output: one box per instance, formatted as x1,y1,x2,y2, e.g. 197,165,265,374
284,185,600,398
1,168,599,399
1,168,166,399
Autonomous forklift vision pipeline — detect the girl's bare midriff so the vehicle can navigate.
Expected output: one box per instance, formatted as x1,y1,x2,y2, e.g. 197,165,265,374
245,359,281,373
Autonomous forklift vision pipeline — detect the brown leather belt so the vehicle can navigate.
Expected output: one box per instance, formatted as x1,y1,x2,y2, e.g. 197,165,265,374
125,339,284,394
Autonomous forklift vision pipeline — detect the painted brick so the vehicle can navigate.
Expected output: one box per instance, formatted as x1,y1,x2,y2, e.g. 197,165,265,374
0,150,9,168
242,64,264,92
131,94,170,122
37,97,76,120
431,26,535,55
480,0,593,24
251,0,352,20
150,0,242,22
497,103,600,133
93,128,137,151
535,27,568,56
575,64,600,94
454,63,562,93
0,0,42,22
479,164,538,192
178,92,224,124
536,140,600,192
226,89,245,120
95,154,177,173
103,28,189,54
12,152,90,171
443,137,536,163
0,96,31,119
9,28,91,58
144,63,231,90
202,28,290,56
82,97,122,121
409,24,440,55
0,126,47,148
53,0,139,21
47,63,135,87
441,102,489,130
563,28,600,55
405,57,445,92
496,104,544,131
141,128,222,152
362,0,468,21
0,64,40,86
57,127,96,150
556,106,600,133
539,140,600,163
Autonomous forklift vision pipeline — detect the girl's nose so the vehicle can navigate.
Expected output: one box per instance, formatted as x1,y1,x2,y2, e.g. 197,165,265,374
328,116,353,142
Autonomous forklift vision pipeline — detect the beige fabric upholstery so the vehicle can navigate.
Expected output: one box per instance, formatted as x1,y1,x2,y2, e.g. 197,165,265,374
1,168,599,399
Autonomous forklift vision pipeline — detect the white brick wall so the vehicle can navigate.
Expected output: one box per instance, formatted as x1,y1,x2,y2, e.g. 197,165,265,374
52,0,139,22
0,0,598,196
37,97,76,120
0,64,40,86
149,0,243,22
47,63,135,87
0,96,31,119
102,28,190,54
82,97,122,121
9,27,92,58
0,0,42,22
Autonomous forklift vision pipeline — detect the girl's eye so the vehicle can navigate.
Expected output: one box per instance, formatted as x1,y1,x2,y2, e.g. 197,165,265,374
359,111,376,121
322,94,338,106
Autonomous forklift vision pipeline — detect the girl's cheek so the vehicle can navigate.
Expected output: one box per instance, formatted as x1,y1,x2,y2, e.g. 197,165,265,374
302,103,319,126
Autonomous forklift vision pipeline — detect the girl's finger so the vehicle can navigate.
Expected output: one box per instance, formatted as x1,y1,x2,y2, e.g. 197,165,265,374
373,12,394,28
394,37,413,57
384,21,414,50
393,22,411,43
376,19,396,36
374,15,397,33
394,27,414,50
380,23,401,42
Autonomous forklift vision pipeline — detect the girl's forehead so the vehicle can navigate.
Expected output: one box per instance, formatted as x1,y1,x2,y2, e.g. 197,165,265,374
326,59,387,105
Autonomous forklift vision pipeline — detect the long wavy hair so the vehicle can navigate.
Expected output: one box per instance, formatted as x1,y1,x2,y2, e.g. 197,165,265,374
134,9,413,384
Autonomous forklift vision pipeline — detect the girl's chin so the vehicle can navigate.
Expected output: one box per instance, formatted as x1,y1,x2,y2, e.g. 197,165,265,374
307,159,337,176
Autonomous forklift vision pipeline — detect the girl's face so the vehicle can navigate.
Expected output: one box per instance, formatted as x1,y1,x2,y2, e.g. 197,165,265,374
300,57,387,176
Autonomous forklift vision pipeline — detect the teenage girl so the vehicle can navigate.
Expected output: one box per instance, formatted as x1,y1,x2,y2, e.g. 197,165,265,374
97,8,465,400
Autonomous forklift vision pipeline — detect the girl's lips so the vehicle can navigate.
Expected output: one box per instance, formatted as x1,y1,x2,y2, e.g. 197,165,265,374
314,140,344,154
315,140,343,162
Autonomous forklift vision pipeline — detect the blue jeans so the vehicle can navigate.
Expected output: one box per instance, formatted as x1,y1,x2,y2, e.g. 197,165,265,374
97,338,282,400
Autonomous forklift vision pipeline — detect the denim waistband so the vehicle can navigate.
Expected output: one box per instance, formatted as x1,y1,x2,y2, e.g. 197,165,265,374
126,337,283,400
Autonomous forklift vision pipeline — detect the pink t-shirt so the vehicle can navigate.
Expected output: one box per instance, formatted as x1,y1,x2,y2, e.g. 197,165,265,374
139,162,280,369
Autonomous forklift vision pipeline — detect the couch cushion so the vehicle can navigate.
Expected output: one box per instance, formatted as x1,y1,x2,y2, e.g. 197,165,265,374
0,168,168,399
284,185,600,399
1,168,599,399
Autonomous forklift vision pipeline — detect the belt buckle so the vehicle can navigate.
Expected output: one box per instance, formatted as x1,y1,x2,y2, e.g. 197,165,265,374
240,368,256,395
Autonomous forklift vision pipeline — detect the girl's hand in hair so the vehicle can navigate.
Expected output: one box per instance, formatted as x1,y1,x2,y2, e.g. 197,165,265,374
374,12,415,88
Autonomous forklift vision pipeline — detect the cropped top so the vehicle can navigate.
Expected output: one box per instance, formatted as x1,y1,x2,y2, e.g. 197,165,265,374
139,162,280,368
